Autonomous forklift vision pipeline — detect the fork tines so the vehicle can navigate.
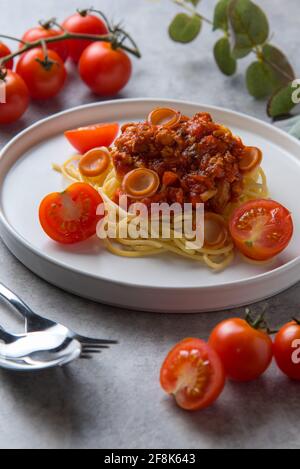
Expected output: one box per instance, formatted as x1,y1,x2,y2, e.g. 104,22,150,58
80,344,107,359
76,335,118,346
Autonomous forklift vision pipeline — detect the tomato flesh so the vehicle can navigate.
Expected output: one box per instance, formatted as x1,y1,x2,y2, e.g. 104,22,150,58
274,322,300,380
209,318,273,382
64,122,119,154
229,199,293,261
39,183,104,244
160,338,225,411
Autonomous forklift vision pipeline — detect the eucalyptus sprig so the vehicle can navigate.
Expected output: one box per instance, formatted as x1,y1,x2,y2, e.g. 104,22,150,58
167,0,297,118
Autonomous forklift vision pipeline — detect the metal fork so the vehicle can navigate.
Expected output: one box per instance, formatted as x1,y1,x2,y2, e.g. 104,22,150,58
0,283,117,354
0,325,101,371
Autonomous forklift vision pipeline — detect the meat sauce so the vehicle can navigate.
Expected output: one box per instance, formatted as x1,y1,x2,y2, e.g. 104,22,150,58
112,112,246,213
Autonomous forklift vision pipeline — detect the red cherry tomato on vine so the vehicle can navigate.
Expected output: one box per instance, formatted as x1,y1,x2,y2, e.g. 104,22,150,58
274,321,300,380
39,183,104,244
0,71,30,124
0,43,13,70
21,26,68,62
209,318,273,382
62,12,108,63
64,122,119,154
79,42,132,96
16,48,67,100
160,338,226,411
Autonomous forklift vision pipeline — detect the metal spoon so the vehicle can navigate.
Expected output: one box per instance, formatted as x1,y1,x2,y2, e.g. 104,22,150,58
0,283,117,351
0,326,85,371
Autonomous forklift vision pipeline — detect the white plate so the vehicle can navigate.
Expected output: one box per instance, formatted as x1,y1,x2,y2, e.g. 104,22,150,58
0,99,299,313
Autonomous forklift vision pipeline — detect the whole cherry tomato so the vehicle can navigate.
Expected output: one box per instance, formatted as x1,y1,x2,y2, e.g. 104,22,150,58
274,320,300,380
0,71,30,124
39,183,104,244
21,26,68,62
79,42,132,96
62,11,108,63
16,48,67,100
160,338,226,411
0,43,13,70
209,316,273,382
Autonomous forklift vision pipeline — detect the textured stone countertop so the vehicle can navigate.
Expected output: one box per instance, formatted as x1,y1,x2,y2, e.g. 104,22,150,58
0,0,299,449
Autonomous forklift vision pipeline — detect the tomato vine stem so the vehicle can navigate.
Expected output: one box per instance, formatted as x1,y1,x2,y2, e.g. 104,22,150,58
0,30,141,68
245,308,278,335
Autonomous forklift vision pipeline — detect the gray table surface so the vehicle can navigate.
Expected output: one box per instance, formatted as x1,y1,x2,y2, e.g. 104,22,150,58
0,0,299,450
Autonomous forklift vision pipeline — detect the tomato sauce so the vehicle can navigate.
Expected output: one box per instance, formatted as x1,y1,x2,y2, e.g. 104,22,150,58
112,113,245,213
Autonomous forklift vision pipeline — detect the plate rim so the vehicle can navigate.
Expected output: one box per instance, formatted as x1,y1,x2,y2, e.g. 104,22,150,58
0,97,300,292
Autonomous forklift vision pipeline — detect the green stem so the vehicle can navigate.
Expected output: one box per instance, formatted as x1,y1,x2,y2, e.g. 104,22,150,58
89,9,112,30
35,39,57,71
50,19,66,32
115,27,140,55
172,0,213,25
40,39,48,60
39,17,57,30
0,34,27,45
0,30,141,67
245,308,276,334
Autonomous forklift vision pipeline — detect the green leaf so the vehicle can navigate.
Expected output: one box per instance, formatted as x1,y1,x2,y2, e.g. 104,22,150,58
246,61,273,99
228,0,269,58
267,83,297,118
231,36,252,59
169,13,202,43
214,37,237,76
246,46,295,100
262,44,295,89
213,0,230,32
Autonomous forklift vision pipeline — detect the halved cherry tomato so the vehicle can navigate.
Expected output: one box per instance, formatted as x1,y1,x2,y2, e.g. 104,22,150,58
79,147,111,178
209,317,273,382
160,338,225,411
148,108,181,128
274,320,300,380
39,183,104,244
64,122,119,154
238,146,263,173
122,168,160,199
62,12,108,63
0,42,13,70
229,199,293,261
21,26,68,62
